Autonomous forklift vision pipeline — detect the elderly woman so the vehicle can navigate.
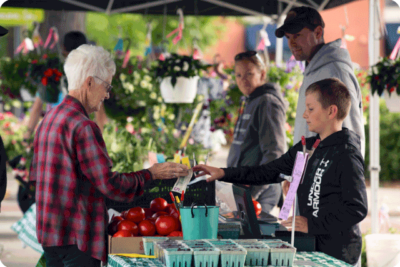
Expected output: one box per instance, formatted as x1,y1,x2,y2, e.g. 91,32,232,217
227,51,287,214
29,45,188,267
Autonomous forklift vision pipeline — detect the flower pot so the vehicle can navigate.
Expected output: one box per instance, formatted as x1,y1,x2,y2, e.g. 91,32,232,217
37,84,59,104
160,76,199,103
383,90,400,113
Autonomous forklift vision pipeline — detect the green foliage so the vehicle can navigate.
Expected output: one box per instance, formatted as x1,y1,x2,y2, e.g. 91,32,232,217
364,99,400,181
86,13,226,55
152,53,209,86
368,57,400,95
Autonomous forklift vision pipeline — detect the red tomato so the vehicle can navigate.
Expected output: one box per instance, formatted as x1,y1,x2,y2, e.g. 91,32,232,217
168,231,183,237
155,215,177,236
113,230,134,238
117,220,139,236
165,203,178,214
126,207,145,223
169,210,179,220
108,220,121,236
111,215,124,223
152,211,168,219
138,220,157,236
121,210,129,219
173,217,181,231
253,200,262,216
150,198,168,212
143,208,154,219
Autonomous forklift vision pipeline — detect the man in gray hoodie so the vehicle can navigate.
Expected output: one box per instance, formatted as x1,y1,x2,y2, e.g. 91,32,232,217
275,6,365,157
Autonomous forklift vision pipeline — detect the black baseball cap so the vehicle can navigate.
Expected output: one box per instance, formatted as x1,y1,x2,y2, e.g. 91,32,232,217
275,6,325,38
0,25,8,36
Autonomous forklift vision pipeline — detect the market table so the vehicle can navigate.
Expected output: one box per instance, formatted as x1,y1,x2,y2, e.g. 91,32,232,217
107,252,353,267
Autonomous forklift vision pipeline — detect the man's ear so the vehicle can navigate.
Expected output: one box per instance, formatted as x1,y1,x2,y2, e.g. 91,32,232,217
314,26,323,40
260,69,266,81
329,105,338,119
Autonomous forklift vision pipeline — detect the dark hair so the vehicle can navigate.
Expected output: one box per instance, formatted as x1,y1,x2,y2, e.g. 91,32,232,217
305,78,351,120
63,31,87,52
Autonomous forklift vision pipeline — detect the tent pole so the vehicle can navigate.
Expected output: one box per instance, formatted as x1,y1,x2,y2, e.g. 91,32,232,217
201,0,273,18
275,1,284,66
59,0,105,12
105,0,115,15
368,0,380,234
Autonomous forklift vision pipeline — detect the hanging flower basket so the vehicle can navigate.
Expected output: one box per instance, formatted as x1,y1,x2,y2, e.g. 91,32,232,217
368,57,400,112
152,53,209,103
160,76,199,103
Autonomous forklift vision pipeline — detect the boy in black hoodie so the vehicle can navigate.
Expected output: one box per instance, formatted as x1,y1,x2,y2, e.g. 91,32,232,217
194,78,368,266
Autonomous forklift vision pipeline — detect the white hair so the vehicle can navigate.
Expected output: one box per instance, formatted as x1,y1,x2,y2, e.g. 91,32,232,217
64,44,116,91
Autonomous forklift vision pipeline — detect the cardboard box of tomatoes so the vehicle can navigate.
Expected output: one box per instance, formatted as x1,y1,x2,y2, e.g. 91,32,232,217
108,197,183,254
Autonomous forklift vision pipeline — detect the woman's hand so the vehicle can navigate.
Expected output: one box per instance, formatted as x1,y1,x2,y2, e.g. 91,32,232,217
280,216,308,233
148,162,189,180
192,164,225,182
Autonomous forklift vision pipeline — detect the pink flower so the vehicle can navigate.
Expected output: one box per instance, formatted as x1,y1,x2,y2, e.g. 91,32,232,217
0,113,4,120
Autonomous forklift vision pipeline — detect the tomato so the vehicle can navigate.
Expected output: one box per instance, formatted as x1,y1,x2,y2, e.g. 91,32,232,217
113,230,134,238
155,215,177,236
173,216,181,231
138,220,156,236
121,210,129,219
143,208,154,219
252,200,262,216
150,198,168,212
168,231,183,237
111,215,124,223
108,220,121,236
117,220,139,236
169,210,179,220
165,203,178,214
126,207,145,223
151,211,168,219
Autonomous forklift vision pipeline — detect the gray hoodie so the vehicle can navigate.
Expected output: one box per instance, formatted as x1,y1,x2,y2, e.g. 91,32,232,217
293,39,365,157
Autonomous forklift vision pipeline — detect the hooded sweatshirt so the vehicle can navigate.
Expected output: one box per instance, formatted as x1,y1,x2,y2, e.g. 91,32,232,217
222,128,368,265
294,39,365,158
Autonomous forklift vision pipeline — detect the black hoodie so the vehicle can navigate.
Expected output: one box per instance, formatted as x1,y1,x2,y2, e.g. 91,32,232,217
222,128,368,264
0,136,7,211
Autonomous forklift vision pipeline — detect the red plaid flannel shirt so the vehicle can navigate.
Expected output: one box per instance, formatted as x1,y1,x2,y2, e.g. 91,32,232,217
29,95,152,261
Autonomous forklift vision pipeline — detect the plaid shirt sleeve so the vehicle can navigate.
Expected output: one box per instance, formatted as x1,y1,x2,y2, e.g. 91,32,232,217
75,121,152,202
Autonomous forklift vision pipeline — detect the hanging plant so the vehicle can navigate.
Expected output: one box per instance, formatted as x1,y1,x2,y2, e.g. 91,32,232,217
152,53,209,87
368,57,400,96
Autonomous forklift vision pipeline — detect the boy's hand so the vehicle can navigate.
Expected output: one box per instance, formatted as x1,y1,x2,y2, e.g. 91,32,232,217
282,180,290,196
192,164,225,182
280,216,308,233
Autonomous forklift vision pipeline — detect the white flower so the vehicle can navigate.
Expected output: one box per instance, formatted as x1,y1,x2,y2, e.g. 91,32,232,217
138,101,146,106
140,80,148,88
127,117,133,122
134,79,139,85
182,62,189,72
168,114,175,120
150,92,157,99
144,75,152,82
141,116,146,122
133,71,140,79
143,68,149,73
175,59,180,64
128,84,134,92
120,73,127,82
157,97,163,103
153,112,160,120
197,95,204,101
174,66,181,72
181,125,187,131
11,100,21,108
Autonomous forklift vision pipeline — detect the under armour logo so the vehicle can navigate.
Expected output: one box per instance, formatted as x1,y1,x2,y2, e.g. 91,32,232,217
320,159,330,167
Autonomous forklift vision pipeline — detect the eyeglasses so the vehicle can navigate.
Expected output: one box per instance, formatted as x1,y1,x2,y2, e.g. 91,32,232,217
94,76,113,93
234,51,265,68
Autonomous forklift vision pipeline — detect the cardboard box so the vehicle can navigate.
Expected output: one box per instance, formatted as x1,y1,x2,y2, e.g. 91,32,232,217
108,235,183,254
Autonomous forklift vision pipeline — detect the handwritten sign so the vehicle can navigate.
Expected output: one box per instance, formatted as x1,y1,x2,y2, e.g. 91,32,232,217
279,151,309,220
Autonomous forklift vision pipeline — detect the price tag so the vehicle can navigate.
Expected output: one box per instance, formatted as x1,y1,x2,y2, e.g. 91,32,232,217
279,152,308,220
